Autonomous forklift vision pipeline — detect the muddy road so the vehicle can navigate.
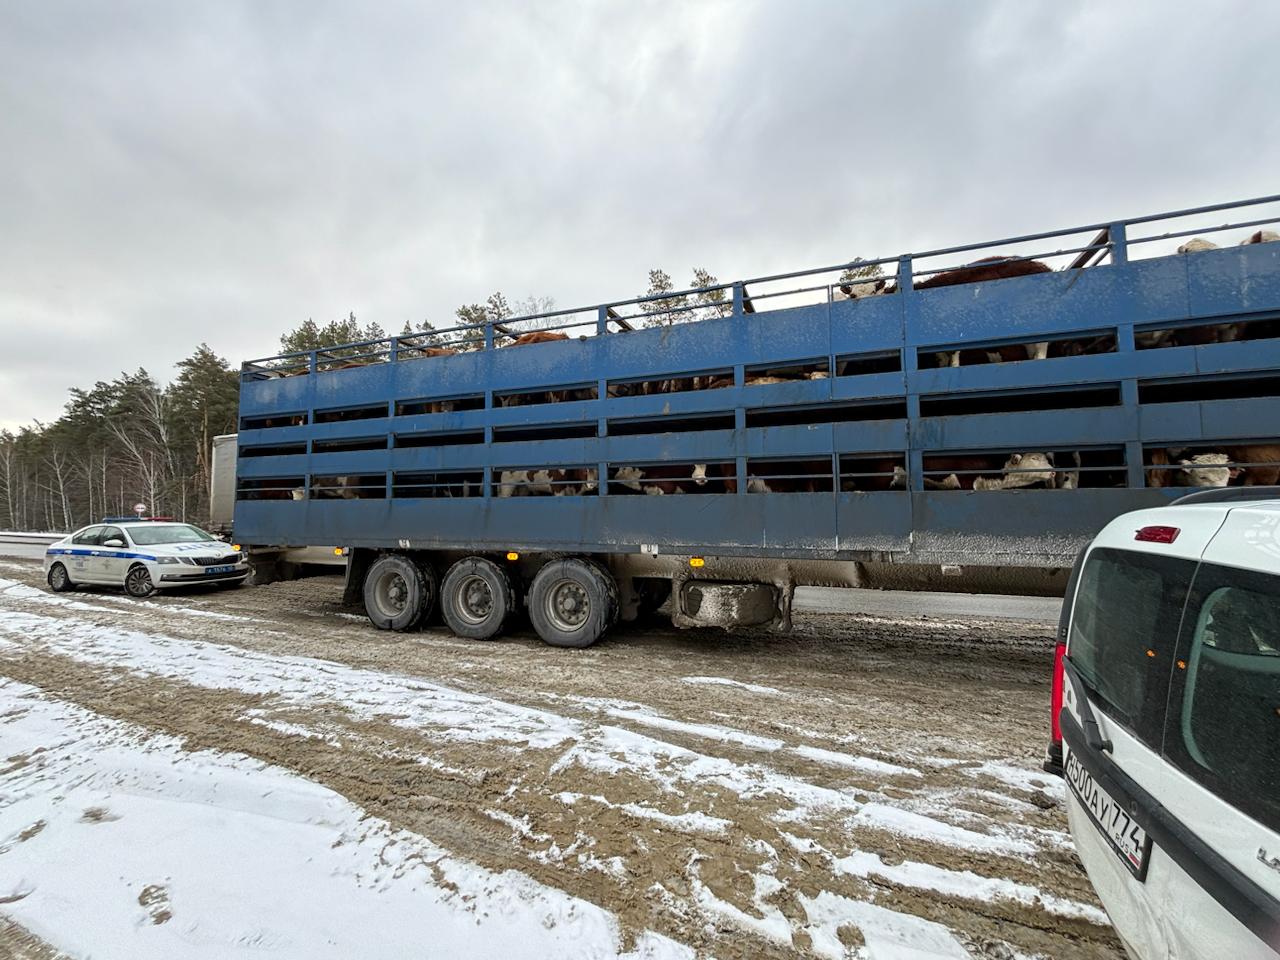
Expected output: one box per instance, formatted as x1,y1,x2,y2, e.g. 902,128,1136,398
0,559,1116,958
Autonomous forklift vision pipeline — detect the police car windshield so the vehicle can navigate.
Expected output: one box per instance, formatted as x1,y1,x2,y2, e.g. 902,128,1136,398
127,524,216,545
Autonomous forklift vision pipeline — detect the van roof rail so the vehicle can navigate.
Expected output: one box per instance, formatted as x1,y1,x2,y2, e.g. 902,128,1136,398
1171,486,1280,506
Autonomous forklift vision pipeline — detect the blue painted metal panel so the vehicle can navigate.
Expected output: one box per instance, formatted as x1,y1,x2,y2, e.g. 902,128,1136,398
235,197,1280,566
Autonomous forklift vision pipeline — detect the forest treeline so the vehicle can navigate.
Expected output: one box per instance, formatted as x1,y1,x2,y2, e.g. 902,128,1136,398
0,265,763,531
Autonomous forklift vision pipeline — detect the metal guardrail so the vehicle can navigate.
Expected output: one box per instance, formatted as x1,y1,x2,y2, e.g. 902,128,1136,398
241,193,1280,379
0,532,62,544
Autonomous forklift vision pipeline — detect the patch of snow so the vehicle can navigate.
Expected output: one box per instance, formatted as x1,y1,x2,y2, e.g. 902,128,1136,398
556,792,730,835
0,679,694,960
852,804,1036,857
606,709,785,751
680,676,781,696
0,577,116,612
798,890,971,959
971,761,1064,798
834,851,1109,925
688,865,793,947
790,745,922,778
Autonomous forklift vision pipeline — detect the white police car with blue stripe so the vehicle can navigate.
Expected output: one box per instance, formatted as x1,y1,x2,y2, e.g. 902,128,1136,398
43,520,249,598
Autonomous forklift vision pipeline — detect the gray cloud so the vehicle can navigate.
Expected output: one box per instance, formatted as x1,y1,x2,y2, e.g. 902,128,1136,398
2,0,1277,428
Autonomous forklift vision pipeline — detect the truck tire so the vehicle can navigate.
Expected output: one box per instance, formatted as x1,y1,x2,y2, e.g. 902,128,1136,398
528,558,617,648
440,557,515,640
363,554,433,632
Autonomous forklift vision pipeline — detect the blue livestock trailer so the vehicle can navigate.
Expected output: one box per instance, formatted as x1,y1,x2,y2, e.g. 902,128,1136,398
235,196,1280,646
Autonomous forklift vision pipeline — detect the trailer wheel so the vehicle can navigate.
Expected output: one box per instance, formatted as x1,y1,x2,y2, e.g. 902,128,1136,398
363,554,433,632
440,557,514,640
529,558,617,648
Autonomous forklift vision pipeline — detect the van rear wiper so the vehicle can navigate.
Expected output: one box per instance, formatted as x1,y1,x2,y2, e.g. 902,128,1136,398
1061,657,1113,754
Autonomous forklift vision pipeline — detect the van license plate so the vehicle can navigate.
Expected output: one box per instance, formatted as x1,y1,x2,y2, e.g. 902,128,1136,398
1065,748,1151,880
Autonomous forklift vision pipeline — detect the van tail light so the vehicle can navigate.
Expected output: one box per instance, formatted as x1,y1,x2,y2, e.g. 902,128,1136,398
1044,641,1066,775
1135,525,1179,544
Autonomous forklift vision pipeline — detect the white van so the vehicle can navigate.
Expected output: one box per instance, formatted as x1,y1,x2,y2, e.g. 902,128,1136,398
1046,489,1280,959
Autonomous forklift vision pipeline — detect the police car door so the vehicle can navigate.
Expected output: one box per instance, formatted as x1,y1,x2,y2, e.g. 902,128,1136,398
96,526,130,585
67,526,105,582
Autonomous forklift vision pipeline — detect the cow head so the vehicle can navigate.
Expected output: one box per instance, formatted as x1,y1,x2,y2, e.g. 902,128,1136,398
613,466,644,492
691,464,707,486
1001,452,1056,489
1179,453,1232,487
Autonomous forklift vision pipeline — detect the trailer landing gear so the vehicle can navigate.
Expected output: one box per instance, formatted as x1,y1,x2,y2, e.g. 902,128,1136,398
528,558,618,648
363,554,437,631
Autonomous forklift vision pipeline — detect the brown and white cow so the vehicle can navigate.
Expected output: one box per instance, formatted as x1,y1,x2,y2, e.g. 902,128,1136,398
916,257,1055,366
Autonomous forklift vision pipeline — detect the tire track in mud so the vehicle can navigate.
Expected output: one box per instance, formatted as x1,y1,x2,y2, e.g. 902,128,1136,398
0,565,1122,958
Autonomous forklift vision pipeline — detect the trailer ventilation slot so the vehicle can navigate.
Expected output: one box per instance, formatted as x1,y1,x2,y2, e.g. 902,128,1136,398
744,358,830,381
607,413,735,438
238,443,306,459
495,384,597,408
235,477,304,501
1138,373,1280,405
492,422,598,443
745,458,835,494
394,430,485,449
1135,313,1280,350
915,332,1117,369
838,453,907,492
311,436,388,454
313,404,388,425
309,474,386,499
494,467,598,497
1143,442,1280,488
746,399,906,429
395,394,484,417
606,370,733,399
920,447,1125,491
920,385,1121,418
607,462,733,495
836,351,902,378
393,470,484,499
240,412,307,431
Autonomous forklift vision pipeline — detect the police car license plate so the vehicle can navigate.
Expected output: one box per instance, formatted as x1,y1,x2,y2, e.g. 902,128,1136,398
207,565,234,575
1065,748,1151,879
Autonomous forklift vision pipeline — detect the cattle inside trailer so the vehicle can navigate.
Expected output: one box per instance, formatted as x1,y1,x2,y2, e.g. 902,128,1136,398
234,196,1280,647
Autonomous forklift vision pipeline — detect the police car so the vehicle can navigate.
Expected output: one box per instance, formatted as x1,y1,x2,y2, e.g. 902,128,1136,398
43,518,250,598
1046,488,1280,959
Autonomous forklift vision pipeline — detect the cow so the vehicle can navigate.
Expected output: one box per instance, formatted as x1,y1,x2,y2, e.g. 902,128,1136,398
972,452,1058,491
1177,237,1219,254
691,462,738,494
916,257,1055,367
503,331,569,347
838,457,907,492
834,276,888,301
1226,444,1280,486
497,467,597,497
1242,230,1280,245
1146,450,1234,488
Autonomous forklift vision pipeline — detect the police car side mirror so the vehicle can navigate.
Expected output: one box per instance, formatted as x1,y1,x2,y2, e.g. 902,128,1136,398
103,538,126,548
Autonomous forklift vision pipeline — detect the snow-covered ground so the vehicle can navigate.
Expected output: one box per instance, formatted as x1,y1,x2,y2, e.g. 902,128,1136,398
0,569,1117,959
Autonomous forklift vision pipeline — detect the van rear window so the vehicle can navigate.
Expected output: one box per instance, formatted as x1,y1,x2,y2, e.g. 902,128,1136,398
1068,547,1195,745
1166,564,1280,832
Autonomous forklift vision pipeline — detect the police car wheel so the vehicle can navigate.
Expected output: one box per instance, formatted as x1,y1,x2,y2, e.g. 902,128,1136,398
124,564,156,598
47,563,74,593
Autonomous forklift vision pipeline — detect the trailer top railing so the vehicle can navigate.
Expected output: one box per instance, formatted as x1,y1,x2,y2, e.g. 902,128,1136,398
242,194,1280,380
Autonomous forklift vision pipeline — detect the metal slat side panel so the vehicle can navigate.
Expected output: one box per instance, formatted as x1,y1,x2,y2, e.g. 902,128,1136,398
234,238,1280,566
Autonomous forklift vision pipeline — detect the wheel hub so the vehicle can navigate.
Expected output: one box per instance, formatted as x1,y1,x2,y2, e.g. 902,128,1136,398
457,576,494,624
548,580,589,630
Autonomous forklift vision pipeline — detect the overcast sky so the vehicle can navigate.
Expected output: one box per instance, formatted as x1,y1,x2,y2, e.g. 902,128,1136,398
2,0,1277,430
